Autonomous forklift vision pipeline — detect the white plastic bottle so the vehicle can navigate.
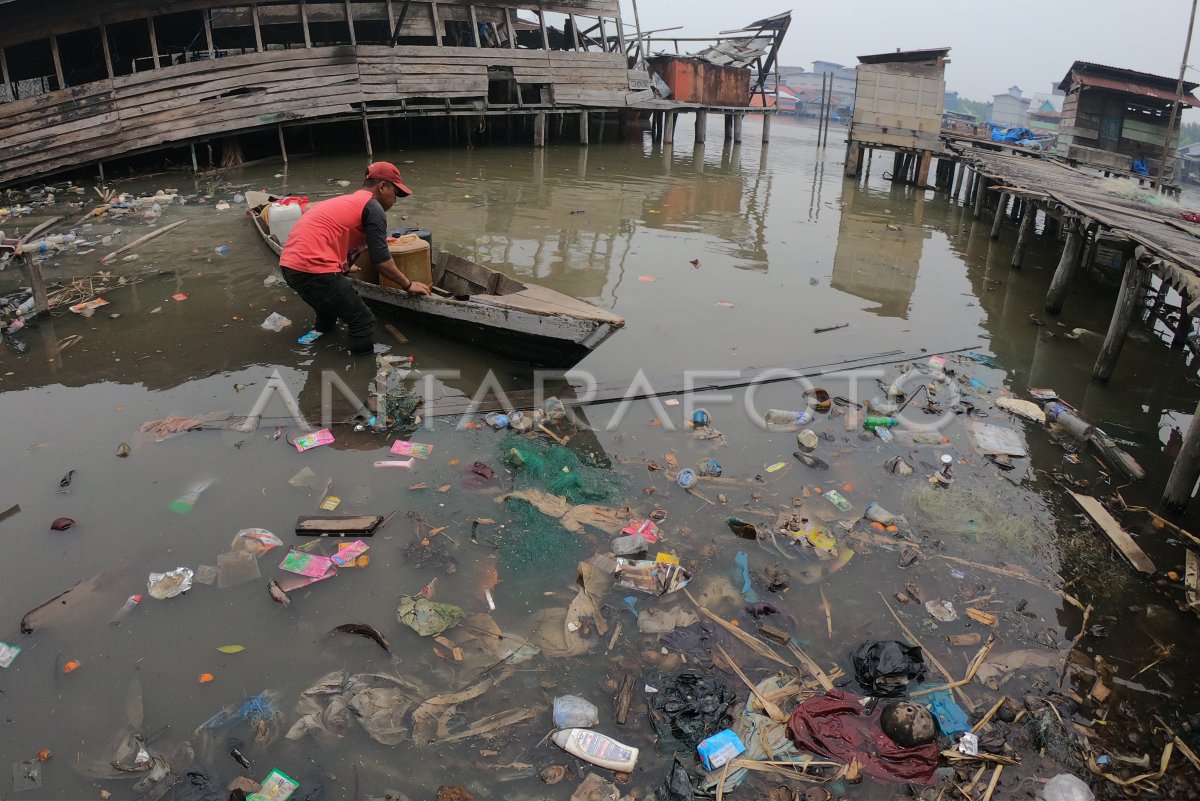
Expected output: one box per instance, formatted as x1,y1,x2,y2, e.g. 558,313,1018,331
551,728,638,772
764,409,813,426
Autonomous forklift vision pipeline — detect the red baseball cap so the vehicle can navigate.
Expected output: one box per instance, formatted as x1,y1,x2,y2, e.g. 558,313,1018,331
365,161,412,197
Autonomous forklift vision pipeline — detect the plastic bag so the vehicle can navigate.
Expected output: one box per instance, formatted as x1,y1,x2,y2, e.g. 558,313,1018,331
396,597,462,637
647,671,736,749
1041,774,1094,801
261,312,291,332
851,640,926,697
552,695,599,728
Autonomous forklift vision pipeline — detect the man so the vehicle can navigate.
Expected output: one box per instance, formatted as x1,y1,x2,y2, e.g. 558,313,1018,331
279,161,430,354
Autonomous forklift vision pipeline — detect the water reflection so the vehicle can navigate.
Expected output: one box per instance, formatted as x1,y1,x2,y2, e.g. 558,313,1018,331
831,180,926,318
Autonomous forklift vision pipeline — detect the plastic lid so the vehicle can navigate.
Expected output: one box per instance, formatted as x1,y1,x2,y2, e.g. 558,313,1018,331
677,469,697,488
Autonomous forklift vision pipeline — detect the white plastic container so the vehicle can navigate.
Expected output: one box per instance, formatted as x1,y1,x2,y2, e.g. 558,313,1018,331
551,728,638,773
267,201,303,245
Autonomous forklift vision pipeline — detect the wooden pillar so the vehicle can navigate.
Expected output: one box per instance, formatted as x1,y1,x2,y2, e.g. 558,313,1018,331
762,113,770,144
1164,397,1200,511
579,111,589,146
916,150,932,188
345,0,357,45
733,113,743,144
99,26,114,79
845,143,863,177
20,254,49,318
300,0,312,47
724,114,733,141
663,111,676,144
361,110,373,160
431,3,443,45
1043,213,1059,239
973,175,987,219
50,35,65,88
990,192,1008,238
278,125,288,165
1173,291,1193,349
252,2,264,51
966,168,977,205
694,110,707,143
147,17,160,68
537,9,549,50
1045,221,1083,314
533,111,546,147
1011,200,1035,268
505,7,517,48
98,161,105,183
1092,245,1141,383
952,161,965,200
190,143,199,173
470,6,481,46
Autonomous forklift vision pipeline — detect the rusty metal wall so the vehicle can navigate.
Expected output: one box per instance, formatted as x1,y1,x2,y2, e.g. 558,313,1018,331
647,55,750,107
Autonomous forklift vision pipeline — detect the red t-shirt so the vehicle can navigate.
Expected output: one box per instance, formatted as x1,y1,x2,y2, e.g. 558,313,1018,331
279,189,375,274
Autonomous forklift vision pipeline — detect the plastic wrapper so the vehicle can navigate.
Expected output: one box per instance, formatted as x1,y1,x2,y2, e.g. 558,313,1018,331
147,567,194,599
851,640,926,697
647,671,736,749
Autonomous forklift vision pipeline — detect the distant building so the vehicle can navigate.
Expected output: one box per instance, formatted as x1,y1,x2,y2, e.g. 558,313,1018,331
1057,60,1200,174
778,60,857,118
1026,96,1062,133
991,85,1031,127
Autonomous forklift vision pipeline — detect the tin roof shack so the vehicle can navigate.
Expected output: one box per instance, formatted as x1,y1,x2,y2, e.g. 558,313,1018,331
844,47,950,183
1057,61,1200,175
646,56,751,107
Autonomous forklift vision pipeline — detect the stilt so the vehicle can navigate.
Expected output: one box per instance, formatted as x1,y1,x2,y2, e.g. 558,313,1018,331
762,112,771,144
966,169,978,205
724,114,733,141
1164,397,1200,511
1011,201,1035,268
1092,244,1141,383
1045,221,1084,314
973,174,986,219
845,143,863,177
1043,213,1059,239
664,111,676,145
98,161,105,184
695,110,707,144
1173,291,1193,349
278,124,288,165
579,111,589,146
19,253,49,317
990,192,1008,238
892,151,904,181
361,110,373,160
190,143,199,174
916,150,932,187
733,114,743,144
953,161,965,201
533,111,546,147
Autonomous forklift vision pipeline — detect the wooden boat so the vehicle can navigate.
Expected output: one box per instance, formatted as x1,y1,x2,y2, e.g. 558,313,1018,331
246,191,624,367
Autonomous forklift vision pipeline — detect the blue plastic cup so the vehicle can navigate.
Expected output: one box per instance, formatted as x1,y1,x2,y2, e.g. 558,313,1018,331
677,469,697,489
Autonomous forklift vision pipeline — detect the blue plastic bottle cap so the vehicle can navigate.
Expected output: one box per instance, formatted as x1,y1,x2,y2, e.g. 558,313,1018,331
677,469,697,489
692,409,710,427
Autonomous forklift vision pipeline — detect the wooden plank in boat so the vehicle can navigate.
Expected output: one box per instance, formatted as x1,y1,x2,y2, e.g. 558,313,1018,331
476,284,624,325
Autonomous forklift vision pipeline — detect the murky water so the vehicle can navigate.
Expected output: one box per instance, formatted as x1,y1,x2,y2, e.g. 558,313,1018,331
2,116,1199,800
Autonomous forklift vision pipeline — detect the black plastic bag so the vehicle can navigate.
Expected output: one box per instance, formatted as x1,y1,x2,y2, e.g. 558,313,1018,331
646,670,737,749
851,640,926,697
660,755,697,801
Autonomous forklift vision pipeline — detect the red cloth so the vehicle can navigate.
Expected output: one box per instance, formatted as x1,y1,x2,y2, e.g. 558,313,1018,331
1181,211,1200,223
786,689,941,784
279,190,372,274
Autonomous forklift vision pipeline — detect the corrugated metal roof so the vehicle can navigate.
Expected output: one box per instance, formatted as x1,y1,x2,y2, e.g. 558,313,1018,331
1058,61,1198,95
857,47,950,65
687,37,769,68
1067,70,1200,108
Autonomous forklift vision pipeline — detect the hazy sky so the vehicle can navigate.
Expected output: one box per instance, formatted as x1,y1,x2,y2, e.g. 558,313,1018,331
619,0,1200,103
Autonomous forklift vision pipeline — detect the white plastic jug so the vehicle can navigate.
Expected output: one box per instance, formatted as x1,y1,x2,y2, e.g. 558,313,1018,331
268,201,303,245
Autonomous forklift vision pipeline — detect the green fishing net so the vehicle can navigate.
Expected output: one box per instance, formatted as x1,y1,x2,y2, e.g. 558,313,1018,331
494,435,626,569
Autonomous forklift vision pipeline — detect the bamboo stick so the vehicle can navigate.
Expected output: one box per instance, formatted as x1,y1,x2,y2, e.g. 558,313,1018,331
880,592,974,708
715,644,787,722
98,220,188,265
980,765,1003,801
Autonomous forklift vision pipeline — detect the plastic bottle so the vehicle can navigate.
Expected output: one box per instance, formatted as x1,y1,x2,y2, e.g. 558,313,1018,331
864,503,900,525
862,416,898,430
764,409,814,426
552,696,599,728
1044,403,1093,442
110,594,142,626
551,729,639,772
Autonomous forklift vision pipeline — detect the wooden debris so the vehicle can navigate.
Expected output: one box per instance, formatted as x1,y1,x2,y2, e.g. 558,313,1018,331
820,587,833,638
965,608,998,626
758,624,791,645
949,633,982,647
98,219,188,264
615,673,635,725
716,644,787,722
1187,550,1200,616
384,323,409,343
1067,491,1156,574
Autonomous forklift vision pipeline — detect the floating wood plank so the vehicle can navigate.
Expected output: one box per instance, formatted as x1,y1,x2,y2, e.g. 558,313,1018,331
1068,491,1156,574
1187,550,1200,616
295,514,385,536
615,673,635,725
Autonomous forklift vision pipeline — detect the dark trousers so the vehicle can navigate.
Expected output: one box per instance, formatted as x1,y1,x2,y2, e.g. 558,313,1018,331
280,266,375,353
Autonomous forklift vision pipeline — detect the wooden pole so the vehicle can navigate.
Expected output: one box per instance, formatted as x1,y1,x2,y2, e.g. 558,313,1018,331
724,113,733,141
470,6,481,47
973,175,987,219
1158,0,1198,188
1173,291,1193,349
966,168,977,205
990,192,1008,239
148,17,160,68
345,0,357,45
579,111,589,146
19,254,49,317
278,125,288,165
845,144,863,177
664,111,676,144
953,160,965,200
1164,397,1200,511
1045,221,1083,314
50,35,65,88
762,112,771,144
629,0,646,68
190,143,199,173
361,110,373,160
100,25,114,79
533,110,546,147
300,0,312,47
733,113,743,144
695,109,707,143
1092,245,1141,382
916,150,932,188
252,2,264,51
1011,200,1035,268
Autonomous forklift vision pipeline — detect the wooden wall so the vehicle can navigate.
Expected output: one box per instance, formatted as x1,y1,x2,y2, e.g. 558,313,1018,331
849,60,946,151
1059,86,1176,161
0,43,635,186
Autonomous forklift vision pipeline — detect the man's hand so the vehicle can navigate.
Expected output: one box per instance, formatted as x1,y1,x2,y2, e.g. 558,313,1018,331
405,281,431,296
